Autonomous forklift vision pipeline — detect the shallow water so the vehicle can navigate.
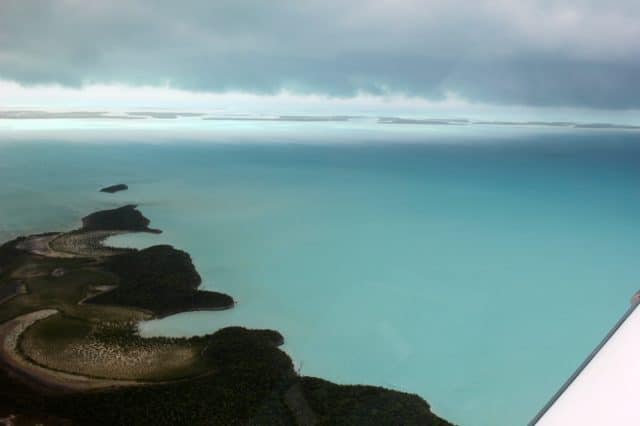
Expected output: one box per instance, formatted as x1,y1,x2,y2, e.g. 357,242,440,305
2,124,640,425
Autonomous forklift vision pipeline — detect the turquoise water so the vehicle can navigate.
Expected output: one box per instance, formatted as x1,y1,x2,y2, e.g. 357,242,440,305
1,124,640,425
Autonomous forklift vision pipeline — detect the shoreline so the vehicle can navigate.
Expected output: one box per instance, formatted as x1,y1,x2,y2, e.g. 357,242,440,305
1,309,221,392
0,202,453,425
0,309,142,393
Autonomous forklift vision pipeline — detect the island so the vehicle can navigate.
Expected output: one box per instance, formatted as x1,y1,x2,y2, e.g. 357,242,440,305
100,184,128,193
0,203,453,425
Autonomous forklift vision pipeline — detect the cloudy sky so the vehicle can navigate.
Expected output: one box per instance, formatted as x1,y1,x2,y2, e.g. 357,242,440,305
1,0,639,119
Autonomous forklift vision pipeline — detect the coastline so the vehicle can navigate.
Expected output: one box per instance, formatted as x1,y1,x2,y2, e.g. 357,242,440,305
0,309,142,393
0,201,453,425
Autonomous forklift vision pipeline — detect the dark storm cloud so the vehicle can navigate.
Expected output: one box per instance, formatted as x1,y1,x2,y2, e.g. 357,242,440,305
0,0,639,108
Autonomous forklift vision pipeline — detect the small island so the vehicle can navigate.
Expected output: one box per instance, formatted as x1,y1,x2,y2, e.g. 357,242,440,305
0,203,453,425
100,184,128,193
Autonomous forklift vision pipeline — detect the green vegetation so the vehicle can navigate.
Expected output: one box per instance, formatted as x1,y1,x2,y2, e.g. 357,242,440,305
0,249,147,325
87,244,234,316
20,315,212,381
81,204,160,233
3,322,453,425
5,326,296,425
300,377,452,425
0,368,70,425
0,237,29,285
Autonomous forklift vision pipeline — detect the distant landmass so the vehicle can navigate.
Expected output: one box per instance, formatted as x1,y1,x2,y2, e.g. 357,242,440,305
202,114,353,122
126,112,205,119
1,110,639,132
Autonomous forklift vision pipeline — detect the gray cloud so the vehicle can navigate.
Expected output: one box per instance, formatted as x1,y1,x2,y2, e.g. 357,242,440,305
0,0,639,108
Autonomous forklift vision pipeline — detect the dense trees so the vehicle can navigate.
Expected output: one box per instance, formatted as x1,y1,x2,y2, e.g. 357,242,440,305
81,205,159,233
87,245,234,316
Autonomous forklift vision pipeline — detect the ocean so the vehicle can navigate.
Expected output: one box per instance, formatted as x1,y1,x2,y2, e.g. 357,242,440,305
1,120,639,425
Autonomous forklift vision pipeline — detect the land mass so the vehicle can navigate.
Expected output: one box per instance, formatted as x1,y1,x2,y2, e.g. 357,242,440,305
0,203,453,425
81,204,160,233
100,184,128,193
87,244,234,316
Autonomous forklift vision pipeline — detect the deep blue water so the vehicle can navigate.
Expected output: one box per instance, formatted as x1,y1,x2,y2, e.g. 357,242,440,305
1,126,640,425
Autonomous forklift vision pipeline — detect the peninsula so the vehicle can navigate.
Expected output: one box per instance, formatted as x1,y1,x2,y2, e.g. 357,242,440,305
0,201,452,425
